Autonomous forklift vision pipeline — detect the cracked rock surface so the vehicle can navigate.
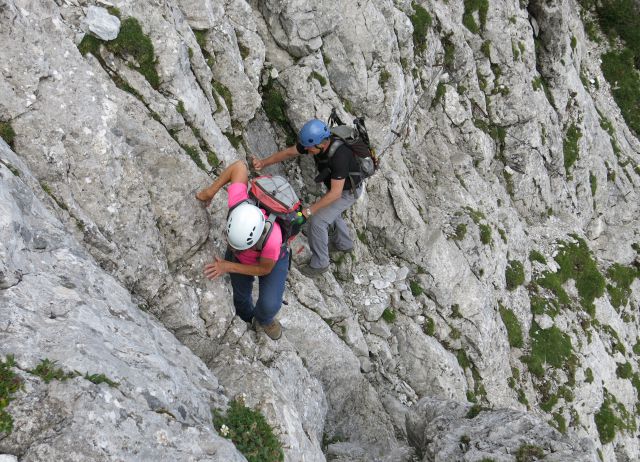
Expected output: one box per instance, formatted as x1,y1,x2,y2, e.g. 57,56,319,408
1,0,640,461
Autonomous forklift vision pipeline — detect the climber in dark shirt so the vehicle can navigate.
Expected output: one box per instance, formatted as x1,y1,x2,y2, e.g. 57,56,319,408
253,119,363,277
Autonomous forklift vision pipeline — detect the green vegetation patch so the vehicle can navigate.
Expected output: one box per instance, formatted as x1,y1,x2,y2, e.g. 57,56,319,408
563,123,582,175
423,317,435,336
432,82,446,108
262,78,296,145
522,322,574,378
0,355,23,434
453,223,467,241
479,224,492,245
381,308,397,323
529,250,547,264
505,260,525,290
586,0,640,136
499,304,523,347
410,2,432,54
78,17,160,89
529,295,560,318
0,121,16,149
84,373,119,387
310,71,327,86
410,280,424,297
595,389,636,444
606,263,639,309
213,399,284,462
212,81,233,113
463,0,489,34
601,50,640,137
29,359,77,383
515,444,545,461
535,236,605,316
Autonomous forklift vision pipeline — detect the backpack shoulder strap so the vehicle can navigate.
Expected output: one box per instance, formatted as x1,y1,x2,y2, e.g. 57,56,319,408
327,137,345,159
255,213,277,251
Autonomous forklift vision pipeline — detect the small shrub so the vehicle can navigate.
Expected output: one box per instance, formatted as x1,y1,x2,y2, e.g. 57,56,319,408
463,0,489,34
423,317,435,336
224,131,243,149
563,124,582,174
453,223,467,240
29,359,76,383
410,280,424,297
606,263,639,309
410,2,432,53
213,400,284,462
262,78,296,144
595,389,636,444
381,308,397,323
499,305,523,347
456,350,471,369
432,82,446,108
184,145,206,171
84,373,119,387
552,412,567,433
515,444,545,462
310,71,327,86
505,260,525,290
479,224,492,245
212,81,233,113
616,362,633,379
0,355,23,434
379,68,391,87
523,322,574,378
0,121,16,149
529,250,547,264
110,18,159,89
481,40,491,58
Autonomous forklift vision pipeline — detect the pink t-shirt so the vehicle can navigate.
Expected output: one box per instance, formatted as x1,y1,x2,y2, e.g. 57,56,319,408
227,182,283,265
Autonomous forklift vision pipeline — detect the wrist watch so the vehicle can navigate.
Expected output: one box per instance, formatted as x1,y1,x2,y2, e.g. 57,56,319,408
306,207,312,217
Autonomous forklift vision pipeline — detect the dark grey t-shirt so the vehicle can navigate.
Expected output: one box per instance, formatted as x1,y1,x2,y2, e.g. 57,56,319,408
296,139,359,190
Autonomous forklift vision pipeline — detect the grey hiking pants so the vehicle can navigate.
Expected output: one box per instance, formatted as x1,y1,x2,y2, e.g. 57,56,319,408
308,185,363,269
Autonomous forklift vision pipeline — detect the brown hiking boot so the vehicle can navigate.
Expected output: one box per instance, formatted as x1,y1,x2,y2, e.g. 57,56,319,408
261,320,282,340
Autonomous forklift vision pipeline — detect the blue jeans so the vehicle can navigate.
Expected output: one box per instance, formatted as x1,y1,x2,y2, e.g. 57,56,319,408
225,248,289,325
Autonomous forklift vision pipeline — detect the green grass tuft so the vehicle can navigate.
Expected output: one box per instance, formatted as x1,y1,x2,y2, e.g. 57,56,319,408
0,355,23,434
410,280,424,297
381,308,397,323
310,71,327,86
606,263,639,309
535,236,605,316
522,322,574,378
423,317,435,336
595,389,636,444
109,18,159,89
499,304,524,347
29,359,77,383
0,121,16,149
410,2,432,54
212,81,233,113
452,223,467,240
213,400,284,462
262,79,296,145
479,224,492,245
563,124,582,175
505,260,525,290
84,373,119,387
463,0,489,34
529,250,547,264
515,444,545,462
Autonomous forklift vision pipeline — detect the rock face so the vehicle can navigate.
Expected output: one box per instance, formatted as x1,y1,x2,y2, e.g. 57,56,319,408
1,0,639,461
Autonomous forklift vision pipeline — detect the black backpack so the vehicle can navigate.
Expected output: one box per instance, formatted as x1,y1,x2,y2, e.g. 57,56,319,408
326,109,379,182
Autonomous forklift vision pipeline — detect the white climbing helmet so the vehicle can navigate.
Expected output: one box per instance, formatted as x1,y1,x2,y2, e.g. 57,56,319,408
226,202,266,250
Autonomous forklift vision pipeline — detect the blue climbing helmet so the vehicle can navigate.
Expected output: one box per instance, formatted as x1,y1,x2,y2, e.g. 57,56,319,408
298,119,330,147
